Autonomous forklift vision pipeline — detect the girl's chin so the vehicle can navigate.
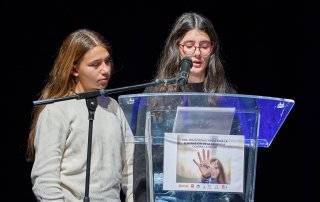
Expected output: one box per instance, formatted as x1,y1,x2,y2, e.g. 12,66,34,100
98,80,108,87
190,68,205,75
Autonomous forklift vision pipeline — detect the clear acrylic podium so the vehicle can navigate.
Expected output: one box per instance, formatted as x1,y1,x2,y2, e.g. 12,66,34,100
118,93,295,202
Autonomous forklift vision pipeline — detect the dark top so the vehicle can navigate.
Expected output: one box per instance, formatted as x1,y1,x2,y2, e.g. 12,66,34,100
183,82,204,92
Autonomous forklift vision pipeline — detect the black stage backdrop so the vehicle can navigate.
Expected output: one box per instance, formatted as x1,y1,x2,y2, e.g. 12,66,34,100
3,1,312,201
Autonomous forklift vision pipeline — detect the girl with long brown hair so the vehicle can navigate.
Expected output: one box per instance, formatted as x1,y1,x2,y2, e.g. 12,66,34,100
28,29,133,201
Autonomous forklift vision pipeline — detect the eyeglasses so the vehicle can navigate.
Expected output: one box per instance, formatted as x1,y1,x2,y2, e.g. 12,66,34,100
179,41,213,56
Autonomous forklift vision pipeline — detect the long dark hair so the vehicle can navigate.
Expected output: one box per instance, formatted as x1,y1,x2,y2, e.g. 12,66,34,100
153,12,234,93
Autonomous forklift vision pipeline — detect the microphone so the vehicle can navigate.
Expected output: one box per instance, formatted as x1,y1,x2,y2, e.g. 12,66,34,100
177,57,192,86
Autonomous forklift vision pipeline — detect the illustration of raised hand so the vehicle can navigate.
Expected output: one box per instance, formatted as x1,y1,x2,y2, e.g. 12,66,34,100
193,149,212,178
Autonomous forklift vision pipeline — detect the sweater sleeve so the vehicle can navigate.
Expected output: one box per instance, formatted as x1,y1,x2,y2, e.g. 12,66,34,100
31,105,69,202
118,105,134,202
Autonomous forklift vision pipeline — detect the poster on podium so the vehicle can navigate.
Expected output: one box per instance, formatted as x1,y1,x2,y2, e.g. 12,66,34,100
163,133,244,193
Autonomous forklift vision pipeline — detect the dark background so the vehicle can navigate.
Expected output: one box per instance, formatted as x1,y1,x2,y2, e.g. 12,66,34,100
3,1,313,201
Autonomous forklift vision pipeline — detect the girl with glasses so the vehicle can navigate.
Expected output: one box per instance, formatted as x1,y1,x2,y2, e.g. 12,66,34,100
134,12,241,202
150,12,234,93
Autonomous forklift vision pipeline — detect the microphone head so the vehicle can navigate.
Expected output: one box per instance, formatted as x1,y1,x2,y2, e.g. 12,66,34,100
177,57,192,85
179,57,192,71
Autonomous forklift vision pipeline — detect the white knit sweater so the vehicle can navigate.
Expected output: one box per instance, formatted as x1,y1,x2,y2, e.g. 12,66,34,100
31,96,134,202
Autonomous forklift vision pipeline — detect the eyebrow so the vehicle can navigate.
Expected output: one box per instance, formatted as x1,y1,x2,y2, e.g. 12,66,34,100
89,55,111,63
182,40,211,44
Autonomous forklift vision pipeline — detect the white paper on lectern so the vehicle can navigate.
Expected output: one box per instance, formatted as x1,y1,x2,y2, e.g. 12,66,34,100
172,107,236,135
163,133,244,193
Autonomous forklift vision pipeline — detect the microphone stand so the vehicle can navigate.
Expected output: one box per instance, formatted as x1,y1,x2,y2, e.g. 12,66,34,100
33,77,178,202
33,78,178,106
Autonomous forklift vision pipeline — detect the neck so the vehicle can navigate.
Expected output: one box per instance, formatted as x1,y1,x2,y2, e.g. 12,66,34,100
74,84,85,93
188,74,205,83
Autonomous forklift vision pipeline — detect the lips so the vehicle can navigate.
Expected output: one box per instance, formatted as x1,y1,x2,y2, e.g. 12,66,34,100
192,61,202,68
98,78,109,86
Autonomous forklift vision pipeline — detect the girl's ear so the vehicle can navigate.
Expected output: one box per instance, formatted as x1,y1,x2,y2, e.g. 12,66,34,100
72,65,79,77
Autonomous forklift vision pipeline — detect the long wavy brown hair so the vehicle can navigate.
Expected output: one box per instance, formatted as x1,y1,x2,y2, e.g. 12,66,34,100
27,29,112,161
153,12,234,93
210,158,227,184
